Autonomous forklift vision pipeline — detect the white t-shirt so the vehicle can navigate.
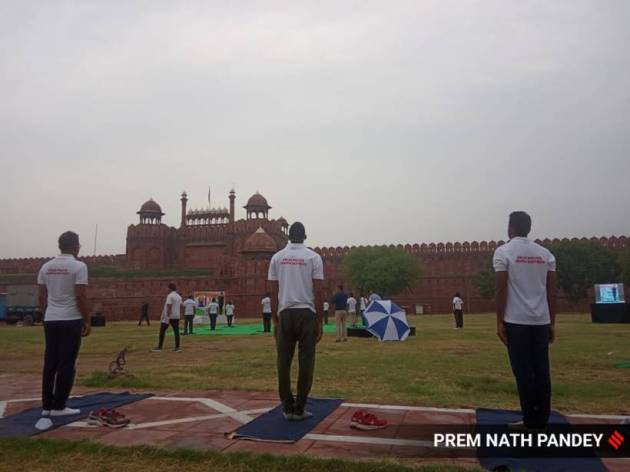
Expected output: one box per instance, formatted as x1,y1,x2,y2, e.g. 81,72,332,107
360,297,367,310
208,301,219,314
225,304,235,316
347,297,357,313
493,237,556,325
37,254,88,322
162,291,183,321
268,242,324,314
323,301,329,311
261,297,272,314
452,297,463,311
183,299,196,316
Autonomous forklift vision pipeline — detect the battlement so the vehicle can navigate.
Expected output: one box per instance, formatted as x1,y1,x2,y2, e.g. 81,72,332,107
314,236,629,259
0,254,127,274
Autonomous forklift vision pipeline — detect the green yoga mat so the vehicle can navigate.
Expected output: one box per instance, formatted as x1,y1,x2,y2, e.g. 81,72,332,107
615,361,630,369
171,322,346,336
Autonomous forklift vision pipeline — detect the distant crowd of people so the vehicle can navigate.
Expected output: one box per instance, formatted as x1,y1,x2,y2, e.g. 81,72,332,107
35,210,557,432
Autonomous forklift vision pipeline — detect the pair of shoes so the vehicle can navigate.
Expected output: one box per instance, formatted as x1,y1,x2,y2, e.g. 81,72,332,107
174,347,182,352
351,410,388,430
151,347,162,352
50,407,80,417
88,408,130,428
41,409,50,416
290,410,313,421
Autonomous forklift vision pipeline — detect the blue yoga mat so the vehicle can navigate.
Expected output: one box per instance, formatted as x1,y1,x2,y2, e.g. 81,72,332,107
475,408,607,472
0,392,152,438
228,397,344,443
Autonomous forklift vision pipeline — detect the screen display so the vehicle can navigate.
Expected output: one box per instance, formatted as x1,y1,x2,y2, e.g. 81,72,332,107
594,283,625,304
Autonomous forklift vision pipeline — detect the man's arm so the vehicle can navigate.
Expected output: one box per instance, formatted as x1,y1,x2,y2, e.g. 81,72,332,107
268,280,279,325
547,271,557,343
38,285,48,315
495,272,508,346
75,285,91,337
314,279,324,342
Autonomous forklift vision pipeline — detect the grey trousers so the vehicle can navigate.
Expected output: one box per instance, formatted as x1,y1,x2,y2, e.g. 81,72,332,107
276,308,318,414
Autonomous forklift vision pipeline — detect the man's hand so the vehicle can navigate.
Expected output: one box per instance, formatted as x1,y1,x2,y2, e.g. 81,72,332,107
549,324,556,344
82,321,91,337
497,322,507,346
316,321,323,344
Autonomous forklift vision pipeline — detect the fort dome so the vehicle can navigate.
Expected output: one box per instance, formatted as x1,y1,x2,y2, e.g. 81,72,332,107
137,198,163,216
244,192,271,209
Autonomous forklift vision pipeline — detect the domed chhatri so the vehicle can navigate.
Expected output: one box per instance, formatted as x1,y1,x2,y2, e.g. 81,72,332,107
244,192,271,220
137,198,164,224
242,227,277,254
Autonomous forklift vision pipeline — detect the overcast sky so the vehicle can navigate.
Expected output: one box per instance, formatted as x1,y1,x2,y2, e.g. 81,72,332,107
1,0,629,258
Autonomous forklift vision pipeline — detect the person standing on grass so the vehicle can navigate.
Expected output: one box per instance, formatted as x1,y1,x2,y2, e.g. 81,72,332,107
494,211,557,431
323,299,330,325
452,292,464,329
208,297,220,330
138,301,150,326
36,231,91,430
261,292,272,333
225,301,235,327
218,291,225,315
182,295,196,335
347,292,358,328
359,295,368,325
269,222,324,421
153,283,183,352
332,285,349,342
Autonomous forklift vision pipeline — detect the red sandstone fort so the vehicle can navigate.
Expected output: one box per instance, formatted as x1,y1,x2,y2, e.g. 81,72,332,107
1,189,627,320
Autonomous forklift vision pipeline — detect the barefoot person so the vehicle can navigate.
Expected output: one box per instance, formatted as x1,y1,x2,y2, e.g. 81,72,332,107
494,211,557,431
153,283,183,352
36,231,91,429
268,222,324,421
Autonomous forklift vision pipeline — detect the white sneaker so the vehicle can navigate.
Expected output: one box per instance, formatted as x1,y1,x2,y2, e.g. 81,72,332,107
42,410,51,416
35,418,53,431
50,407,80,417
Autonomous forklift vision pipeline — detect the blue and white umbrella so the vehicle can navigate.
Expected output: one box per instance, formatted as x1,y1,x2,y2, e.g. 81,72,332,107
363,300,410,341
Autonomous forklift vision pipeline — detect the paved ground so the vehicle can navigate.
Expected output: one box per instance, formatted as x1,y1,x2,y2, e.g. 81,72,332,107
1,374,628,471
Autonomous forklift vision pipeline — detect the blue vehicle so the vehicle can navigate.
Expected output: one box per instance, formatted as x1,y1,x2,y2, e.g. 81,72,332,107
4,285,42,325
0,293,7,321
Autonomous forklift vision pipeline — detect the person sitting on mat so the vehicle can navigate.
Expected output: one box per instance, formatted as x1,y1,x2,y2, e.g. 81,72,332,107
268,222,324,421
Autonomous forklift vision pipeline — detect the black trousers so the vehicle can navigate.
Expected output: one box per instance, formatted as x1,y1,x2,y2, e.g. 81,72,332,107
324,310,329,325
42,319,83,411
138,314,150,326
227,315,234,327
263,313,272,332
276,308,317,414
453,310,463,328
209,313,217,330
183,315,194,334
158,319,180,349
505,322,552,429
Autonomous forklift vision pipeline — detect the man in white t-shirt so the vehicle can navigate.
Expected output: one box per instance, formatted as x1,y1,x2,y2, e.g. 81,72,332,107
323,300,330,325
182,295,197,335
224,301,235,327
268,222,324,421
208,298,220,331
452,293,464,329
359,295,367,326
153,283,183,352
36,231,91,427
347,293,358,327
261,293,272,333
494,211,557,430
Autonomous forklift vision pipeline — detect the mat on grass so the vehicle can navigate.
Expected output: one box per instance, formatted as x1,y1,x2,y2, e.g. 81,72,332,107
226,397,343,443
475,408,606,472
615,361,630,369
0,392,152,438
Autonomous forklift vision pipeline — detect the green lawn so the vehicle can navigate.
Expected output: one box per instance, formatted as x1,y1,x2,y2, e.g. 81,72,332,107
0,438,475,472
1,313,629,414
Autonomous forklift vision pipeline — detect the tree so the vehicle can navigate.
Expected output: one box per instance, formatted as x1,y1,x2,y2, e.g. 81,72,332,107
472,256,495,300
549,240,621,303
341,247,422,298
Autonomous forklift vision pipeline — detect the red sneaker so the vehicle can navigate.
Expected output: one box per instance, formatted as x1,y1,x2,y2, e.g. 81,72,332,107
351,411,387,431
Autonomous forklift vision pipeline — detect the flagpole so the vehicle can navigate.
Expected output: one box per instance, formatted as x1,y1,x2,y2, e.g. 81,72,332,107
93,224,98,256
